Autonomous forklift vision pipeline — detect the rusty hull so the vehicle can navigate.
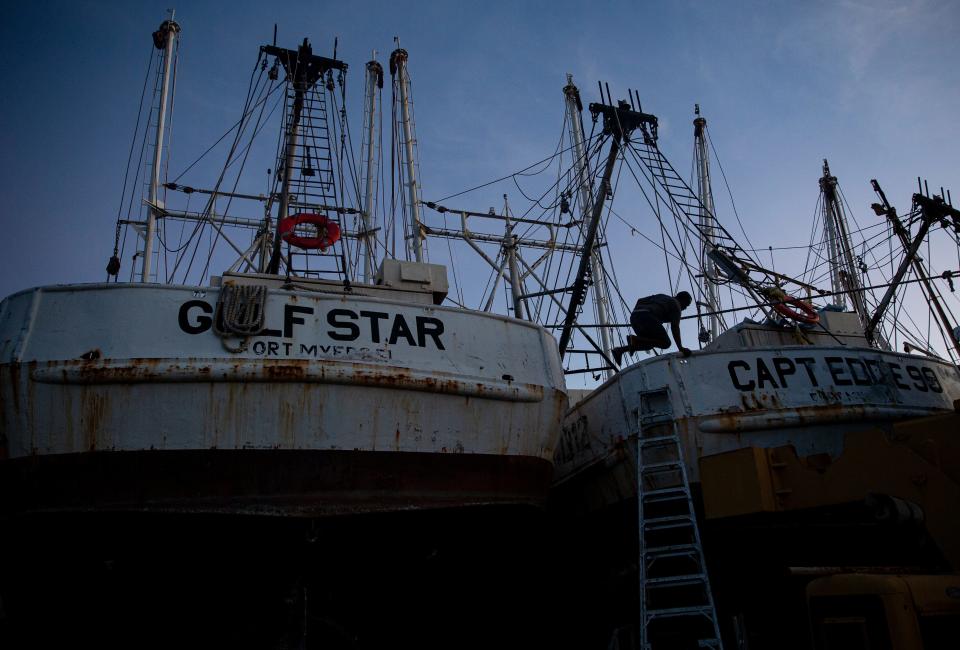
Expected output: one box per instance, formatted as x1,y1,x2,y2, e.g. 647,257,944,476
553,342,960,505
0,283,568,516
0,357,566,515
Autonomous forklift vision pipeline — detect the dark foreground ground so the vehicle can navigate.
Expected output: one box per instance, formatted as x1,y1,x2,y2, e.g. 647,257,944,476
1,506,600,650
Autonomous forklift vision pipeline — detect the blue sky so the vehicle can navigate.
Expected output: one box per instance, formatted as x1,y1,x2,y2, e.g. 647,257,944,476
2,0,959,365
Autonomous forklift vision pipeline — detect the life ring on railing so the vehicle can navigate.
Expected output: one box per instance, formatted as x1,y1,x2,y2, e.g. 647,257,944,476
768,290,820,324
279,213,341,250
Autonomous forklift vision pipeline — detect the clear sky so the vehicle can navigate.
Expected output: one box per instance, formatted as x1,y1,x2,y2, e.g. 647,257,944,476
2,0,959,369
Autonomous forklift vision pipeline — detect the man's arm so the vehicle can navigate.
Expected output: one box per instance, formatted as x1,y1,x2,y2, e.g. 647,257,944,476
670,318,691,357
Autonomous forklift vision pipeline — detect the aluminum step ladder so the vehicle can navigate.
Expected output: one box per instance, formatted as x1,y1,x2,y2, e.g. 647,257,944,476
636,388,722,650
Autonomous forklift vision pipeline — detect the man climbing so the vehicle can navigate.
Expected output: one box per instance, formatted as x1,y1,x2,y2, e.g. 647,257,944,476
612,291,693,367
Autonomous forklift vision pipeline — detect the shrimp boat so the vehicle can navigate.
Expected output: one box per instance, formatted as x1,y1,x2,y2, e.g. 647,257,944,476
548,99,960,508
530,85,960,647
373,62,960,645
0,19,566,521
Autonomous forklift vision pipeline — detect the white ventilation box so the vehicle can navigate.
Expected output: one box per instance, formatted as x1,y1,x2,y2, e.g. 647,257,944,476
376,259,449,305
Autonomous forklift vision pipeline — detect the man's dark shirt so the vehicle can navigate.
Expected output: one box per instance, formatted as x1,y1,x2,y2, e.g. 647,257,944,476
633,294,681,324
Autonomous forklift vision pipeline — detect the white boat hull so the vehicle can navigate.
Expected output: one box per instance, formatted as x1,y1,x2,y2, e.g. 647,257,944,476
0,283,567,515
554,343,960,508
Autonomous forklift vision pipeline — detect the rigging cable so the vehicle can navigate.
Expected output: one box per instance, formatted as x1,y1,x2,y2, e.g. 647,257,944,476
121,50,165,279
170,82,285,184
706,126,757,253
110,44,158,279
165,87,284,282
185,52,268,282
433,139,586,204
552,268,960,329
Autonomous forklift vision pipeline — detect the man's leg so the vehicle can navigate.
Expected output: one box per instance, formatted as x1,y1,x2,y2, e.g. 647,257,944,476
630,336,661,351
613,336,644,366
652,324,671,349
630,313,665,351
614,313,658,367
628,311,672,351
612,345,626,367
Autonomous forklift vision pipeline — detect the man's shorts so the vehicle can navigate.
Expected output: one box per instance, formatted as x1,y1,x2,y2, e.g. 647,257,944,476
629,310,671,349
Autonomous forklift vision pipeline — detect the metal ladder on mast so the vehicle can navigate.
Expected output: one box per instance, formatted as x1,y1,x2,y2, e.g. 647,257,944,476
284,82,344,278
628,142,744,261
635,388,722,650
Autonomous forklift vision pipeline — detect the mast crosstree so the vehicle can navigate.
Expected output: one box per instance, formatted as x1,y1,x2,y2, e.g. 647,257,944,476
867,183,960,357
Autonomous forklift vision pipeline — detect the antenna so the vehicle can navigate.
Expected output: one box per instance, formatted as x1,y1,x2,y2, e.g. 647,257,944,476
272,24,277,46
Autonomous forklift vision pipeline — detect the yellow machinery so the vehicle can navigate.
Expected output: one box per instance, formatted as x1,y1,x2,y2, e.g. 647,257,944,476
807,573,960,650
698,401,960,648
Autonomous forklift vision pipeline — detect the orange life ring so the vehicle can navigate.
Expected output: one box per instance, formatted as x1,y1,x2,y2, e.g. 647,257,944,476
772,295,820,324
279,213,341,250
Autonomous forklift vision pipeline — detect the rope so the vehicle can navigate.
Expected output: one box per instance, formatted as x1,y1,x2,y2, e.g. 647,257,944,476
214,284,268,343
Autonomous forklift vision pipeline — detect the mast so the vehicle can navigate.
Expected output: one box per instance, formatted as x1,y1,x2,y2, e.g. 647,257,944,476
564,75,613,378
503,195,526,320
821,166,845,306
264,39,347,275
868,184,960,356
820,160,871,328
361,55,383,282
558,99,658,362
141,15,180,282
390,48,424,262
693,105,720,340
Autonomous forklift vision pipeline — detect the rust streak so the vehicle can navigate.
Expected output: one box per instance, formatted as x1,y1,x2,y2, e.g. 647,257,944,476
9,362,20,415
31,358,546,402
80,390,108,451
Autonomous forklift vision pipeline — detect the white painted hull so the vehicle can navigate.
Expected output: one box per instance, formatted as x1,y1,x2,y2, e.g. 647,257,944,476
0,283,567,514
555,344,960,497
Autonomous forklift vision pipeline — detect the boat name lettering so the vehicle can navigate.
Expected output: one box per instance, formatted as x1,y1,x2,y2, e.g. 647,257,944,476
177,301,445,349
178,300,213,334
727,356,942,393
555,415,589,466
